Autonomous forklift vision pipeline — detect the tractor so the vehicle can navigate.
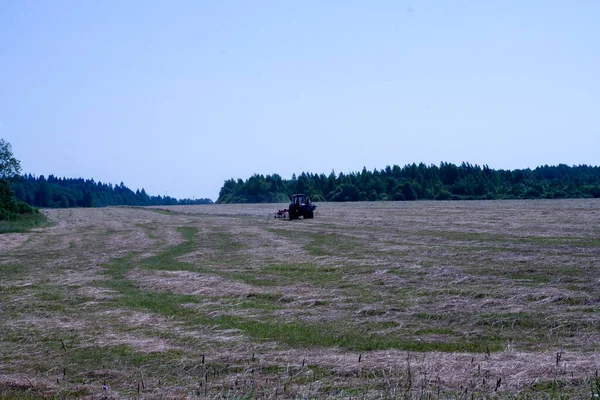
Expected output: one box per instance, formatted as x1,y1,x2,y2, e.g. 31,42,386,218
287,194,316,219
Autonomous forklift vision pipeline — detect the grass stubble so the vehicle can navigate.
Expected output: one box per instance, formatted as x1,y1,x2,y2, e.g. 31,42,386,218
0,200,599,398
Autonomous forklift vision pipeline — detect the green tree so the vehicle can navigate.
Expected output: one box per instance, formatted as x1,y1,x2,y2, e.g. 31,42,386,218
0,139,34,220
34,179,53,207
0,180,18,218
0,138,22,180
81,191,94,207
402,182,418,201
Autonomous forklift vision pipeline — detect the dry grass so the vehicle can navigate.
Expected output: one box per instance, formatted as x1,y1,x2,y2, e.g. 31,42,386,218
1,200,599,398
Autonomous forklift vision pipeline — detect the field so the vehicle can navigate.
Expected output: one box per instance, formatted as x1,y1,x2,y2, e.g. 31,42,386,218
1,200,599,399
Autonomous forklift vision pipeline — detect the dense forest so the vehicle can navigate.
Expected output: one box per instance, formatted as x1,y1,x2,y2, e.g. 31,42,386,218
12,174,213,208
217,163,600,203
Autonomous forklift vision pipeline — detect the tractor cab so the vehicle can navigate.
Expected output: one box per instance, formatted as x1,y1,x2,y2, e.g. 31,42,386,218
290,194,309,206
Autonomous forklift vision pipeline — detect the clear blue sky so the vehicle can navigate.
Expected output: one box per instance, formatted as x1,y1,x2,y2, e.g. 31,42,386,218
1,1,598,200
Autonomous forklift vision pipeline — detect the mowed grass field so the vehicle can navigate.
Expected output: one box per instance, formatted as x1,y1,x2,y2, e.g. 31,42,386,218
1,200,599,399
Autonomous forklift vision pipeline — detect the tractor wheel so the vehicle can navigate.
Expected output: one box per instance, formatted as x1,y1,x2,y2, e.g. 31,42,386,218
305,211,314,219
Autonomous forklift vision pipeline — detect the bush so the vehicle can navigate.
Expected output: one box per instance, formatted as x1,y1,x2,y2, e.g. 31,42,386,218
392,193,406,201
553,191,566,198
524,188,542,198
16,200,34,214
0,179,36,222
435,190,453,200
311,194,326,202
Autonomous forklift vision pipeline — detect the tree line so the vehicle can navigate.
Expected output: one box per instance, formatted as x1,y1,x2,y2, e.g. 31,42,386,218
11,174,213,208
217,163,600,203
2,136,212,223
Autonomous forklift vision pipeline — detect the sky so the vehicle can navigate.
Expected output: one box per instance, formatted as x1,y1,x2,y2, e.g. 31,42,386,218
1,1,599,200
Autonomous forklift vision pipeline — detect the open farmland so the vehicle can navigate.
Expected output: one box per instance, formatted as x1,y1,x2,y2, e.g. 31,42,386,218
1,200,599,398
